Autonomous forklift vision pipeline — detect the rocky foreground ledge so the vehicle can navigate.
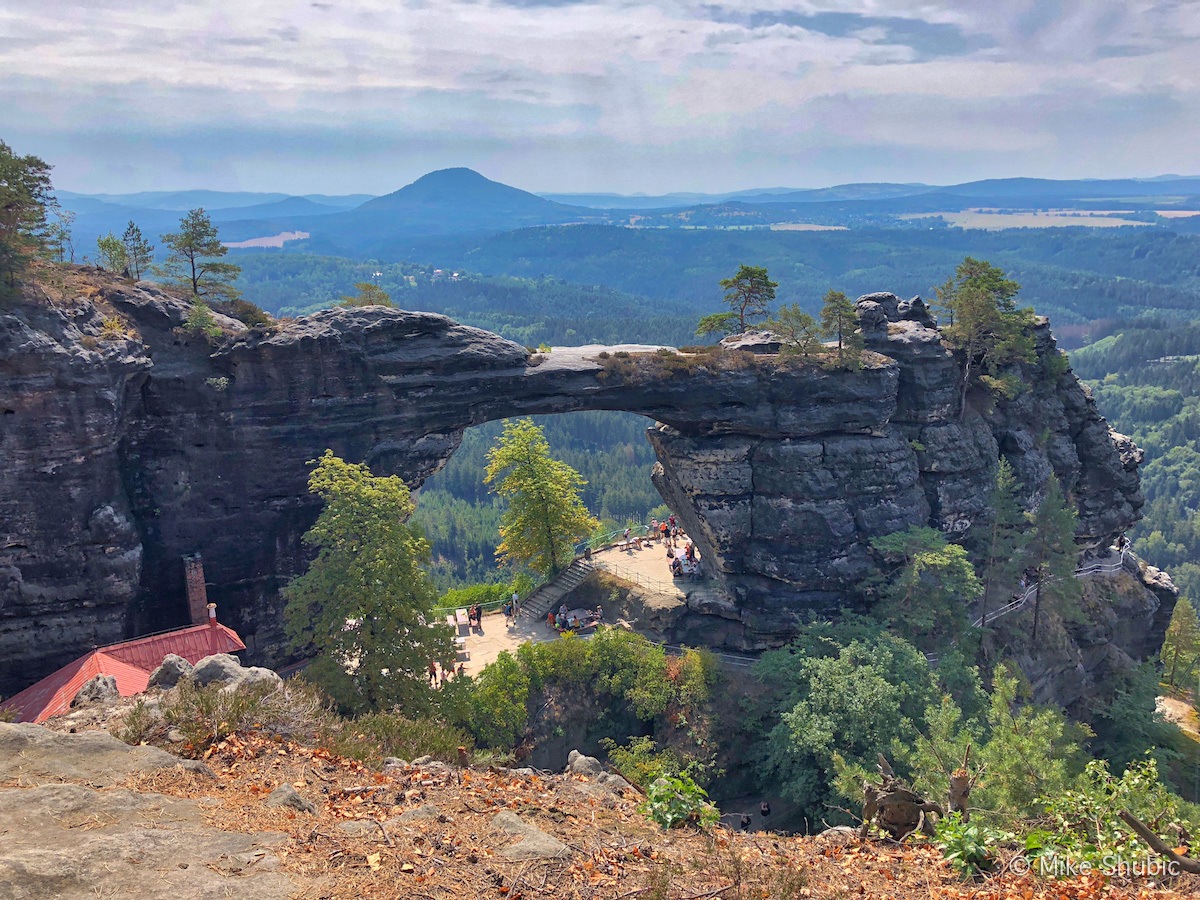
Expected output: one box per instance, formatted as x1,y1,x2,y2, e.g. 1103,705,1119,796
0,270,1154,696
3,711,1193,900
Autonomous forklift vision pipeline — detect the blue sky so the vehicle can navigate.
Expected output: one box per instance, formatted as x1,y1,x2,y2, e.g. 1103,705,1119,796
2,0,1198,194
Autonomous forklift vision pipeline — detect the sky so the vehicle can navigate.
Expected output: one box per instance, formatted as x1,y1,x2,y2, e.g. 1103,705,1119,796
2,0,1199,195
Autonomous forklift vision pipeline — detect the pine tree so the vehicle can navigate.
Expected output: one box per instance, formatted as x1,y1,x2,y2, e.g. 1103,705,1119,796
156,208,241,300
979,458,1031,618
340,281,393,308
283,451,455,714
710,264,776,334
0,140,56,291
1162,598,1200,688
819,289,864,369
485,418,599,577
767,303,822,360
1027,475,1081,645
935,258,1036,418
121,220,154,280
869,526,981,647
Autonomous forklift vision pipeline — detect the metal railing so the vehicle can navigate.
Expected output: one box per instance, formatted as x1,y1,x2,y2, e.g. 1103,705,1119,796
971,548,1133,629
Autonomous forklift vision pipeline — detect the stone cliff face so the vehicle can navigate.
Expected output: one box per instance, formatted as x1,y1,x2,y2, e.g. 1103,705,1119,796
0,272,1160,700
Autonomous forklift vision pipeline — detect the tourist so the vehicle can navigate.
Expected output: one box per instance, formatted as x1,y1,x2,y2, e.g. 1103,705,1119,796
502,600,513,626
759,800,771,817
671,557,683,577
511,590,520,617
547,610,556,628
427,660,438,685
468,603,482,628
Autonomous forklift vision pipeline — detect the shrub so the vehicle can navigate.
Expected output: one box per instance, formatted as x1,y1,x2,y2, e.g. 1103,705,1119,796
603,736,687,789
154,678,334,755
114,698,162,745
641,772,719,829
182,301,222,340
466,651,530,749
328,712,472,764
99,315,129,341
936,813,1005,876
220,298,273,327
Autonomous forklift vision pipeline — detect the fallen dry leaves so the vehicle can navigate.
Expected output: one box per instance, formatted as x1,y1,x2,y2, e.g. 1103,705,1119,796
117,732,1199,900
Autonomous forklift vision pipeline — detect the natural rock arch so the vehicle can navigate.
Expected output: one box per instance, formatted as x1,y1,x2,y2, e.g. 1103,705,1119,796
0,281,1145,694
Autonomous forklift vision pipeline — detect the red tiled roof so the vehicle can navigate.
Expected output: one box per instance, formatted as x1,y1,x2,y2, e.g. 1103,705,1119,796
0,622,245,724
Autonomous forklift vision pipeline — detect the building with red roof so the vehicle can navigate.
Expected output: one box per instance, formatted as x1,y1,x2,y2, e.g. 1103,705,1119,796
0,612,245,724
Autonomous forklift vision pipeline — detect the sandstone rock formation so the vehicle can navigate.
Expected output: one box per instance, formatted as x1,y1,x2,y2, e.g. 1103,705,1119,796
0,273,1156,699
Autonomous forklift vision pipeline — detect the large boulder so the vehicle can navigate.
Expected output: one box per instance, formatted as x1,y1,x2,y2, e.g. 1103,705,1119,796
193,654,246,686
71,674,118,708
147,653,194,690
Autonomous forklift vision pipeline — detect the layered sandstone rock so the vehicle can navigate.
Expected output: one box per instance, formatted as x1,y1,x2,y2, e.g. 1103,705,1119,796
0,273,1155,699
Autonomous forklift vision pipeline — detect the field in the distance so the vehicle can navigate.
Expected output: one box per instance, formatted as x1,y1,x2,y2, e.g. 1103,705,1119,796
902,210,1154,229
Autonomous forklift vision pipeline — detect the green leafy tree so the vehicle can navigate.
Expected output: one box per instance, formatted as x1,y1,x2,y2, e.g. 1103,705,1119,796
0,140,56,290
121,220,153,280
1161,597,1200,688
340,281,394,308
1026,475,1082,645
484,418,599,577
935,258,1036,417
714,264,776,334
95,231,128,273
283,451,455,714
767,303,822,359
978,458,1031,617
757,626,938,816
819,289,864,369
869,526,981,647
156,208,241,300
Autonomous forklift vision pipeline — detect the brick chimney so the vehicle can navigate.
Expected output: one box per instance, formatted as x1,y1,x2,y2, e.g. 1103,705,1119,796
183,554,209,625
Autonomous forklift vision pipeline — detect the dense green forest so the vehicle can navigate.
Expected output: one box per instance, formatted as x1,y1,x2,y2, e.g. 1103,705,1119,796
234,226,1200,349
1071,322,1200,601
413,411,667,588
230,253,700,347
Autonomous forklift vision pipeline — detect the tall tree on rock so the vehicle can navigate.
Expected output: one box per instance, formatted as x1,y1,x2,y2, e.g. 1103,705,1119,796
819,289,864,369
156,208,241,300
1162,598,1200,689
122,221,153,281
485,418,599,577
1027,475,1082,646
978,457,1031,618
0,140,56,292
283,451,455,714
698,264,777,337
936,257,1036,418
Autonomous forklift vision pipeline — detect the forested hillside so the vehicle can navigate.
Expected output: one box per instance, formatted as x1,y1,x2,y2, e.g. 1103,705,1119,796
1071,323,1200,600
231,253,698,347
235,226,1200,345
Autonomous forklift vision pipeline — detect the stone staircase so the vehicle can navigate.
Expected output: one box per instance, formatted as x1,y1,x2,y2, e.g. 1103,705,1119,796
519,559,595,621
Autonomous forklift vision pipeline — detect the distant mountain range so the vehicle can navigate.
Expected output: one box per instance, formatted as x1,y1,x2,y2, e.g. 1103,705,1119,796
57,169,1200,256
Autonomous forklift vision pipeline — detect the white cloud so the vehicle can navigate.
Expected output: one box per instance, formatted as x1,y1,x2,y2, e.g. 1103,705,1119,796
0,0,1196,191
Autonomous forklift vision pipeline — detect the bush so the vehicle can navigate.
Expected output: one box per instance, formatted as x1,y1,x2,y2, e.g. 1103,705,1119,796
328,712,472,764
154,678,334,755
99,315,129,341
182,301,221,340
641,773,719,829
603,736,687,789
936,813,1005,876
219,298,273,327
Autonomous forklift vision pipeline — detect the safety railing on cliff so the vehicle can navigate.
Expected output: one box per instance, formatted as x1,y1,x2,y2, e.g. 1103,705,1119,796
591,559,708,596
970,547,1134,630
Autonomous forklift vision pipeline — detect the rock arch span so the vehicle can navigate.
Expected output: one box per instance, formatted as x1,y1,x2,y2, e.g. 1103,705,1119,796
0,282,1143,693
